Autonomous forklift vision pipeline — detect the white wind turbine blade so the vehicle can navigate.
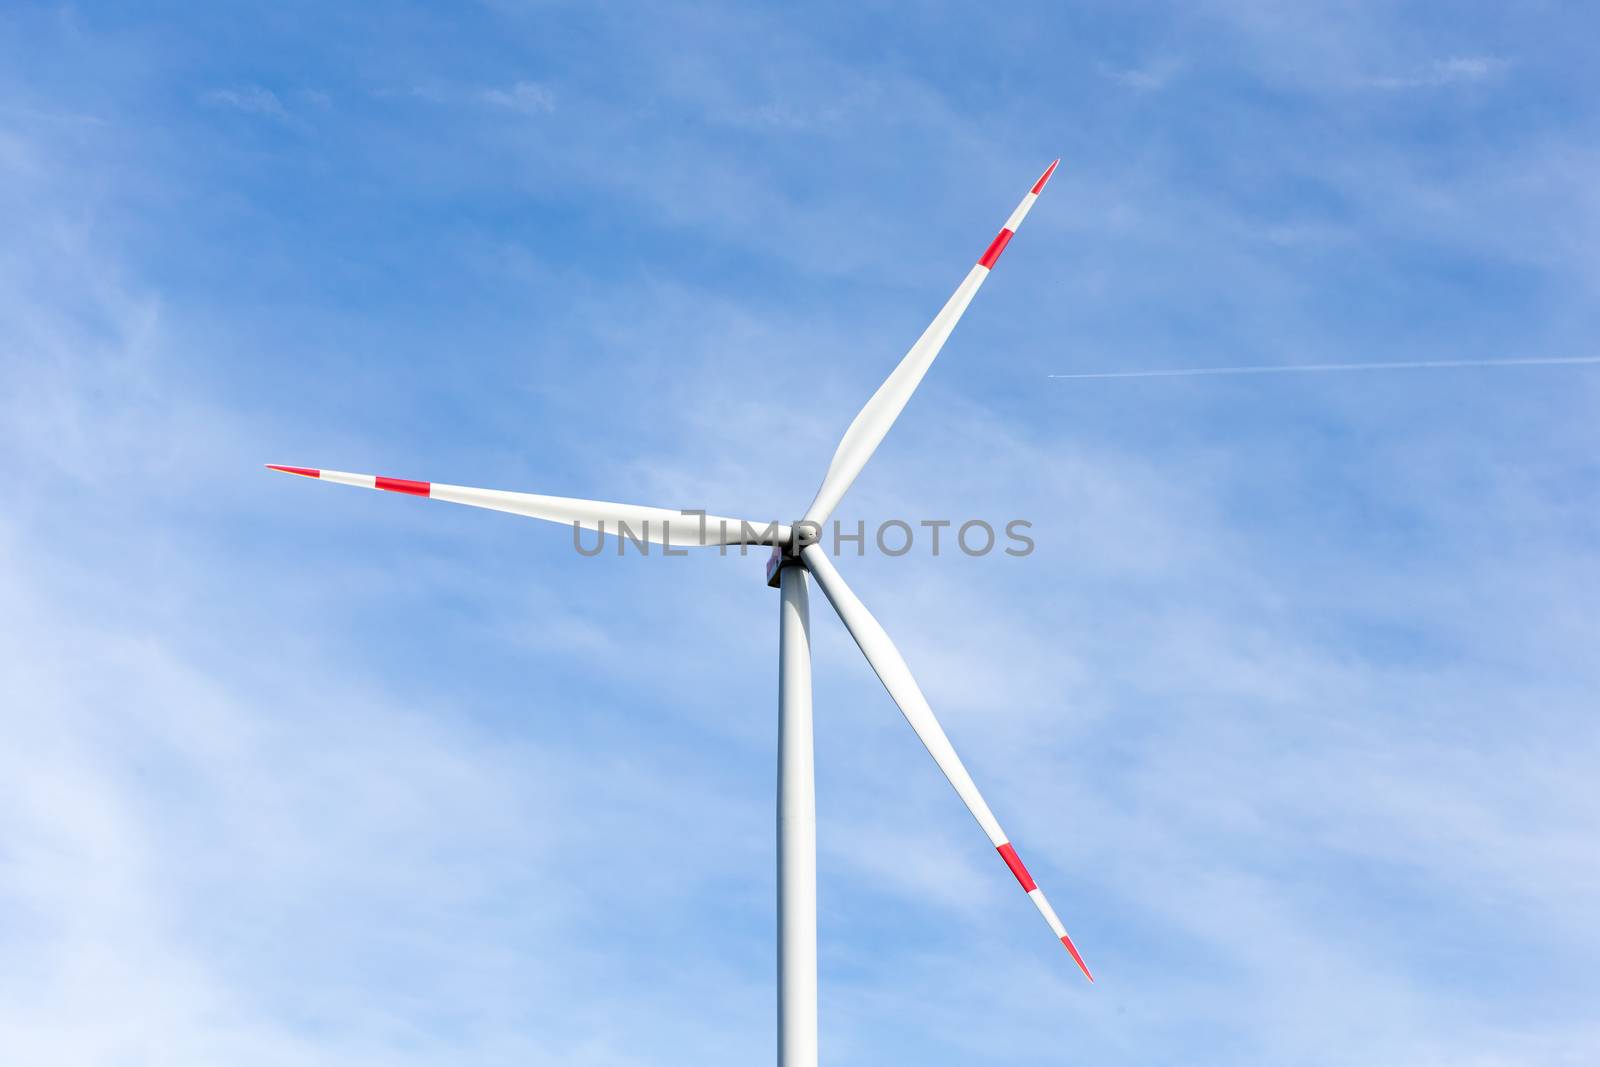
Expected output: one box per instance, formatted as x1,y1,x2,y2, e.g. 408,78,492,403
801,160,1060,527
265,465,789,547
802,545,1092,980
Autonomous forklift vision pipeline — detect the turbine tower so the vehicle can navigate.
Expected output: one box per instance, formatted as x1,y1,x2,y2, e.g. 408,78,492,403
268,159,1087,1066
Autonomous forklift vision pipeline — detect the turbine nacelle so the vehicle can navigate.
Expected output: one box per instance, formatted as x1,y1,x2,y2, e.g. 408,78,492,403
767,521,823,587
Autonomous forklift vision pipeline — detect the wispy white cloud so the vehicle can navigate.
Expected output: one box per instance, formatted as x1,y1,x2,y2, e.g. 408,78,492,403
1099,59,1181,92
382,80,556,114
478,81,556,114
201,84,288,117
1365,55,1510,90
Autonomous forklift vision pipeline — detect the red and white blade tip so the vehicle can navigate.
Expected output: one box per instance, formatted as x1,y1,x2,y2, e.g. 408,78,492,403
997,842,1093,982
265,464,432,497
976,159,1062,271
1033,158,1061,194
1061,932,1094,982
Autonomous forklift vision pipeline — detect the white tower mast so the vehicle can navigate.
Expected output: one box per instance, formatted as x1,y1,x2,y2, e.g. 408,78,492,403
777,563,817,1066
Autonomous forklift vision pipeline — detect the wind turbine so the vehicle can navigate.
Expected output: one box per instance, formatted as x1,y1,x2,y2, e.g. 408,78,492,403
267,159,1087,1066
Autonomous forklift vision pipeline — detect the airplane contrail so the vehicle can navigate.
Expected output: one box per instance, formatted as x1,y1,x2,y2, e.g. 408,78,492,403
1047,355,1600,380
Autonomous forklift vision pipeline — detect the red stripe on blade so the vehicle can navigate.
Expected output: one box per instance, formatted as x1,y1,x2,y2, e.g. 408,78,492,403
1061,933,1094,982
375,476,431,496
1031,159,1060,195
266,465,320,478
996,843,1036,893
978,228,1014,269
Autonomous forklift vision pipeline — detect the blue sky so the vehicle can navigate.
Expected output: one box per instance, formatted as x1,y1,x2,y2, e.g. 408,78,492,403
3,2,1598,1064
